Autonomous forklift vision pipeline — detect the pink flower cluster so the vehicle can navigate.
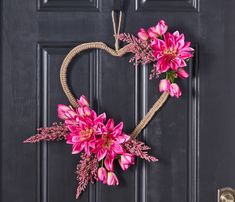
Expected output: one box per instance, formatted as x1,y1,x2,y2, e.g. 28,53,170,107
58,95,135,186
25,95,157,198
138,20,193,97
120,20,194,98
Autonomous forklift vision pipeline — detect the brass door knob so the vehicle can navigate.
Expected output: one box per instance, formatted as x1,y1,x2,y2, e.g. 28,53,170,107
218,187,235,202
221,192,234,202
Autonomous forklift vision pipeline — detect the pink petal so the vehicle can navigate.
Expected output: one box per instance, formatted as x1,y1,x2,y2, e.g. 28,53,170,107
118,160,130,171
72,135,80,143
170,58,181,71
78,95,89,107
137,28,149,41
95,113,106,123
67,125,77,132
97,149,107,161
173,31,179,37
84,143,91,156
83,106,91,116
72,143,84,154
169,83,182,98
156,59,170,73
112,144,124,154
177,68,189,79
104,156,114,171
115,134,130,143
179,59,187,67
65,119,77,125
58,104,71,120
148,27,158,38
107,172,119,186
180,52,193,59
155,20,168,35
176,34,185,49
58,112,68,120
106,119,114,130
98,167,107,182
113,122,123,132
66,134,73,144
77,108,84,116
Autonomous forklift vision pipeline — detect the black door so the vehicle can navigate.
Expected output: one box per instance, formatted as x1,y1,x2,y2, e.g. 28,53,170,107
1,1,235,202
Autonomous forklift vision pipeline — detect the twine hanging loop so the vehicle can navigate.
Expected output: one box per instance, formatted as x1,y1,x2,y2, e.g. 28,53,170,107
111,10,122,51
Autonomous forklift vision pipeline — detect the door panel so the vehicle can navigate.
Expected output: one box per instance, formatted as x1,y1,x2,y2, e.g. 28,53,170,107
1,1,235,202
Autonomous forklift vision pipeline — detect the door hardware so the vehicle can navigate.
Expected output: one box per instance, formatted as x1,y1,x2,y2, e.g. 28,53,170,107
218,187,235,202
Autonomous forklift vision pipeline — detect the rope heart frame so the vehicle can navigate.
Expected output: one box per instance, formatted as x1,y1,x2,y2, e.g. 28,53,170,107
59,41,169,139
24,12,194,199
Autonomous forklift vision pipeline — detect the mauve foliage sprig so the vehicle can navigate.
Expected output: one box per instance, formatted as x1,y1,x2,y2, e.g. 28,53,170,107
123,139,158,162
118,33,155,65
23,123,68,143
76,153,99,199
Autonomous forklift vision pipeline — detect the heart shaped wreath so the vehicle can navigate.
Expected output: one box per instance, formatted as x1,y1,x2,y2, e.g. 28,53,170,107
24,12,194,199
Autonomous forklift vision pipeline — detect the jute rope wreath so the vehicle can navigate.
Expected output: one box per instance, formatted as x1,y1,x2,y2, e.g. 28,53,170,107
24,10,194,199
60,11,169,139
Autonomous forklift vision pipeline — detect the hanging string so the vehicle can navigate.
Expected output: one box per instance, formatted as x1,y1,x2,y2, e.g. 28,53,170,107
111,10,122,51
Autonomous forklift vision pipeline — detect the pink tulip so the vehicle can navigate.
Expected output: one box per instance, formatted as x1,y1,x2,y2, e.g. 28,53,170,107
148,20,168,39
148,27,159,38
98,167,107,183
120,153,135,165
137,28,149,41
177,68,189,79
119,153,135,170
119,163,130,171
159,79,170,92
155,20,168,36
169,83,182,98
107,172,119,186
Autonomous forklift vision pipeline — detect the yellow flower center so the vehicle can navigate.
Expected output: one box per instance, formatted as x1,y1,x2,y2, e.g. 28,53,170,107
163,48,178,58
102,135,113,149
79,128,93,141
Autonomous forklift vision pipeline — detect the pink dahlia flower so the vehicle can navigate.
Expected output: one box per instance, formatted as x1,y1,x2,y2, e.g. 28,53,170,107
152,31,194,73
93,119,130,171
58,95,106,155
